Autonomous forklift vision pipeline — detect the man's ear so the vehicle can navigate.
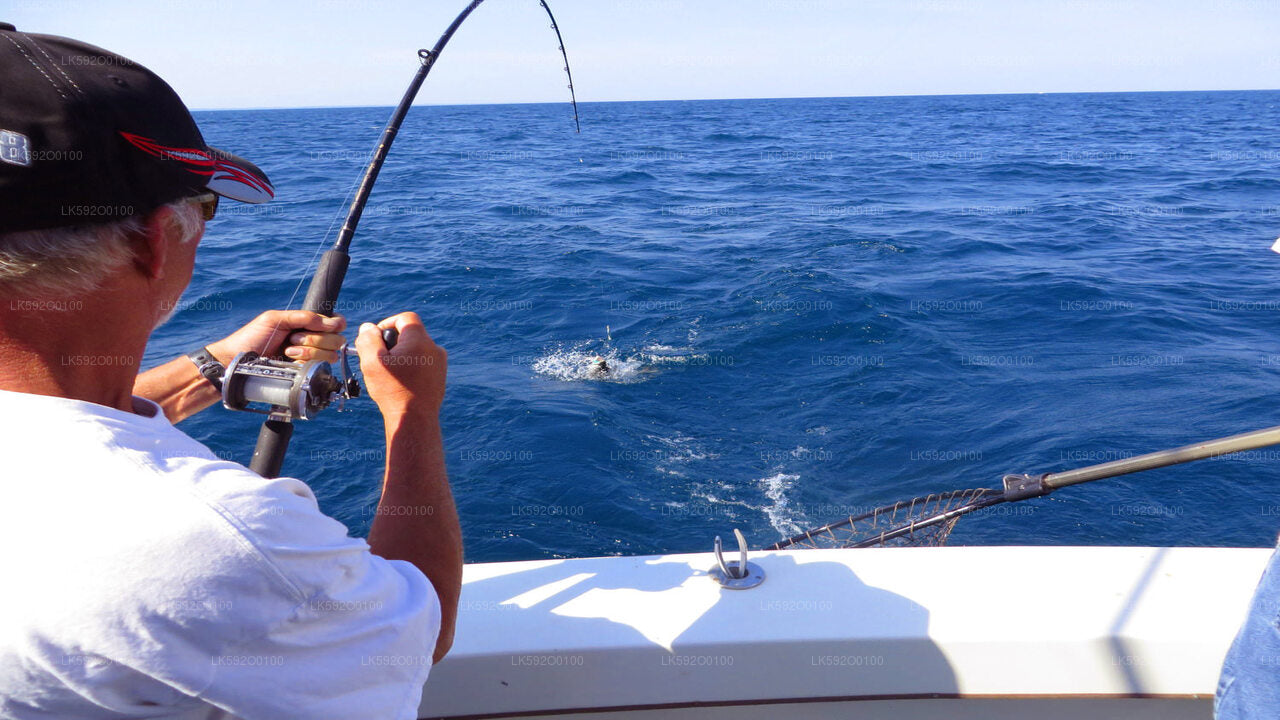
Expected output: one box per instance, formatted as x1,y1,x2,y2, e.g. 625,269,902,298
130,207,174,281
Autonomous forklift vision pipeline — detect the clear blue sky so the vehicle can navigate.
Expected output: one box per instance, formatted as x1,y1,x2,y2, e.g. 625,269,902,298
8,0,1279,110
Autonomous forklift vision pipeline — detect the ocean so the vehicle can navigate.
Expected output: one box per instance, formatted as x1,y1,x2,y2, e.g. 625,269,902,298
153,91,1280,562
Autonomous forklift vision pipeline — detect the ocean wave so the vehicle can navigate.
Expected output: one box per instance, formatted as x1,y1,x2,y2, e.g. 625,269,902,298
758,473,804,538
702,132,784,142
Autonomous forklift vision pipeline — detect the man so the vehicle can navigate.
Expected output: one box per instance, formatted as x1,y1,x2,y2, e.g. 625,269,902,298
1217,549,1280,714
0,24,462,719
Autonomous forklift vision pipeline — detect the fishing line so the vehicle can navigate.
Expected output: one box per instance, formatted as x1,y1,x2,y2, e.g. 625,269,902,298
259,0,581,357
223,0,582,478
260,146,376,357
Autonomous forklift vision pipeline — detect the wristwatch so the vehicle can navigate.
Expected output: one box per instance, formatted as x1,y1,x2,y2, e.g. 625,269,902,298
186,346,225,392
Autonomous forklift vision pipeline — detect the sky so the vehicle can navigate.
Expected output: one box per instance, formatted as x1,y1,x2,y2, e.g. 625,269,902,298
7,0,1279,110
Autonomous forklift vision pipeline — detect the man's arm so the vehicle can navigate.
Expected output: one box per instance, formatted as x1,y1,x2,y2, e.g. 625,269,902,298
132,354,222,423
133,311,345,422
356,314,461,663
370,409,461,662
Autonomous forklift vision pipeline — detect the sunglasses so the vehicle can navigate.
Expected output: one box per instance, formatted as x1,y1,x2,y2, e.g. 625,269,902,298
190,193,219,222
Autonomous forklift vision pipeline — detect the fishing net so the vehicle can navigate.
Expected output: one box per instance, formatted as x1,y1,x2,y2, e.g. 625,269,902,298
766,488,1003,550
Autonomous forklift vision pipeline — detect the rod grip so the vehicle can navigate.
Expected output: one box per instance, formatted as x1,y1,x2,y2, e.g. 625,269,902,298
249,418,294,478
302,250,351,316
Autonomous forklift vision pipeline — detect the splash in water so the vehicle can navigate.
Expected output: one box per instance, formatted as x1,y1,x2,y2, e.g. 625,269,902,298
758,473,805,538
532,340,715,383
532,345,650,383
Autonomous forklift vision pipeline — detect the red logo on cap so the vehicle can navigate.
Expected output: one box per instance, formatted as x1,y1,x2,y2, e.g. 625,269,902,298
119,132,274,203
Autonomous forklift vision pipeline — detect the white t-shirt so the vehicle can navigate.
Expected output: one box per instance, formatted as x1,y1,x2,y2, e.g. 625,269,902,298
0,389,440,719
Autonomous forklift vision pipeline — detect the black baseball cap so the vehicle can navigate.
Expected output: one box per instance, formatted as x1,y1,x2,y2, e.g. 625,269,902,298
0,23,274,233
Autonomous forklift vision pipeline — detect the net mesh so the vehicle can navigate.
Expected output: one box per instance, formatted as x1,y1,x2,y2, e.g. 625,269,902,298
767,488,1001,550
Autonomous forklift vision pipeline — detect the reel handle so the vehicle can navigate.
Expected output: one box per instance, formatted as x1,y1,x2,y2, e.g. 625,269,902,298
337,327,397,400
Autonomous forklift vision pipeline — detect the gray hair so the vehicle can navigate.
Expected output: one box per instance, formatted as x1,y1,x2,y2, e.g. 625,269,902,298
0,199,204,299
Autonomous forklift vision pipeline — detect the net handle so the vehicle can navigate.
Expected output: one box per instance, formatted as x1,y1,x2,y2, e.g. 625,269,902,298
1043,424,1280,491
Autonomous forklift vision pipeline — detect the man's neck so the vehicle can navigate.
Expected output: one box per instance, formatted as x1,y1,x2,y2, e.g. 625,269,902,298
0,288,152,414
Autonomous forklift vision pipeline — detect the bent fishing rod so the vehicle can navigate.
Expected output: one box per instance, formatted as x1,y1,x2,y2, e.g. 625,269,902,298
218,0,581,478
769,422,1280,550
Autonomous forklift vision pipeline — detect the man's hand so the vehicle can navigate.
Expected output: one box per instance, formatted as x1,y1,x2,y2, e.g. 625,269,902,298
208,310,347,366
354,312,447,417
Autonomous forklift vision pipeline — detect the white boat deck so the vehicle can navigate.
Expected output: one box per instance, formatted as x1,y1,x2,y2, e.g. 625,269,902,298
419,546,1271,719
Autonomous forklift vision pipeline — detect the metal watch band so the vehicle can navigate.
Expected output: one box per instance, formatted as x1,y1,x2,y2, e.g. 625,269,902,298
186,346,225,392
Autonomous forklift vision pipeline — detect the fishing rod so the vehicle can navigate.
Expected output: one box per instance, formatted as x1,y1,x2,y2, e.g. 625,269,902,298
219,0,581,478
768,423,1280,550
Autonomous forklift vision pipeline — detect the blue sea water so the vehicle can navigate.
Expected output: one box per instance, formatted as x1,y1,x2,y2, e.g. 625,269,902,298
151,91,1280,562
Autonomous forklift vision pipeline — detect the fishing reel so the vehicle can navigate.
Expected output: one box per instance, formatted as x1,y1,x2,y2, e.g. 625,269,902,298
222,328,398,421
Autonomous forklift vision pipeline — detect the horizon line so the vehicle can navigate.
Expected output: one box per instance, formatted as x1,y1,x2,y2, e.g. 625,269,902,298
190,87,1280,113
